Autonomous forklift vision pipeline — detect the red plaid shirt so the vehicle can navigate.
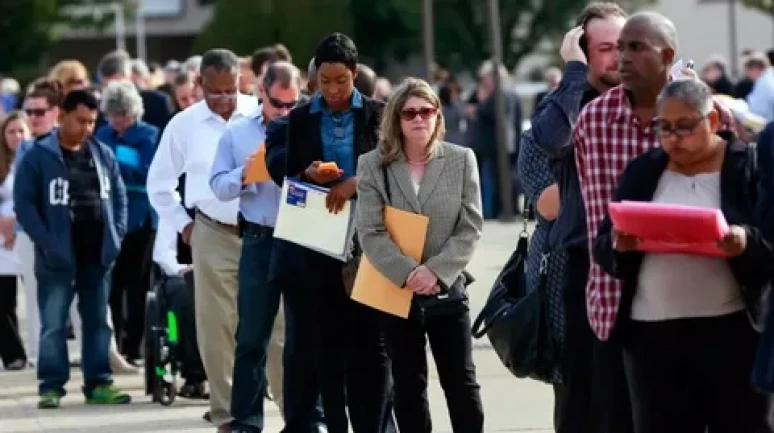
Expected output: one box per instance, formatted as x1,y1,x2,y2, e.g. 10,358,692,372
574,85,734,340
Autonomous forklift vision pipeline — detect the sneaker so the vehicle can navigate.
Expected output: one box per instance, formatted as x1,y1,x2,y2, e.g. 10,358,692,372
38,391,62,409
85,384,132,405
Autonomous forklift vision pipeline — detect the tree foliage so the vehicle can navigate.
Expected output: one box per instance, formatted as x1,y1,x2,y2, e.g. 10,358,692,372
193,0,352,69
742,0,774,16
0,0,123,79
197,0,657,75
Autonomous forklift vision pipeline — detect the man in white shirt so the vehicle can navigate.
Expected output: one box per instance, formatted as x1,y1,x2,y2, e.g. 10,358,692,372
146,49,258,433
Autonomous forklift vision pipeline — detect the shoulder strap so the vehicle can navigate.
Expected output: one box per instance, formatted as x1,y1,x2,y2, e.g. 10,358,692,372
382,164,392,205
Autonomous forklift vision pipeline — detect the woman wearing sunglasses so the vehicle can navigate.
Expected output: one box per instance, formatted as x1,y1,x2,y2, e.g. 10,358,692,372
356,77,484,433
593,78,772,432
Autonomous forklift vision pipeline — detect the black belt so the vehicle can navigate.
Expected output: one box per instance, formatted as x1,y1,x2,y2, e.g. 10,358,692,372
237,213,274,238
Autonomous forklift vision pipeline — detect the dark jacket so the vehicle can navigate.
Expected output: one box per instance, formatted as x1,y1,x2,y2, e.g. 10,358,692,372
95,120,159,233
755,121,774,241
14,130,127,274
265,93,384,275
527,61,598,250
140,89,175,133
266,94,384,186
593,138,771,330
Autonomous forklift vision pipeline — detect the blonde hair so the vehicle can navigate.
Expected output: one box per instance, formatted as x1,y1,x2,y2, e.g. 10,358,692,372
378,77,445,165
48,60,89,93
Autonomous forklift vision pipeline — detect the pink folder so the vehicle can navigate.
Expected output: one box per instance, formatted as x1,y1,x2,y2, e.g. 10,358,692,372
608,201,729,257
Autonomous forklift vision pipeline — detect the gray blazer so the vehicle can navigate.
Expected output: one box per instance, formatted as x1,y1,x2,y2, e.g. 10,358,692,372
356,141,483,289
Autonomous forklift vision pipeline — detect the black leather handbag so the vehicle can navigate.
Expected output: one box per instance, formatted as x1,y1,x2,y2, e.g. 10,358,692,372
471,218,556,382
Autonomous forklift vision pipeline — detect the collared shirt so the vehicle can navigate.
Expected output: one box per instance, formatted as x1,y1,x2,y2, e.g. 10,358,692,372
574,85,735,340
147,95,258,231
153,217,185,276
310,89,364,178
747,68,774,121
209,107,282,227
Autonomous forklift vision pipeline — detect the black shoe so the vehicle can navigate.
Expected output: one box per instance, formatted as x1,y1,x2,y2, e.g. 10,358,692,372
179,380,208,399
230,424,260,433
203,411,212,423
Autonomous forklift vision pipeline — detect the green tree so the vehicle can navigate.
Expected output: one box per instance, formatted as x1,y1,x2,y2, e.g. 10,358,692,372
0,0,123,81
352,0,656,74
194,0,352,69
742,0,774,15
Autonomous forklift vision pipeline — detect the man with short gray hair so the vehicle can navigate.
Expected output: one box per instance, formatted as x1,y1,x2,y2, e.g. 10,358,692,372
209,59,301,433
147,48,258,433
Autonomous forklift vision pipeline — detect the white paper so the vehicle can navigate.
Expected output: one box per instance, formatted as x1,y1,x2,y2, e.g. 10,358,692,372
274,178,355,262
671,58,694,80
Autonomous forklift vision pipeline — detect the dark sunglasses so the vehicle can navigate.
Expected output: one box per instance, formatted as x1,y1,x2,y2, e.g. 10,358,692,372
267,96,298,110
25,108,49,117
400,107,437,121
655,115,707,138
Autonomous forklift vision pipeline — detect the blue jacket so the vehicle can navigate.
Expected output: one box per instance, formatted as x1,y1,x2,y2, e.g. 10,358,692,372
95,121,158,232
13,131,127,275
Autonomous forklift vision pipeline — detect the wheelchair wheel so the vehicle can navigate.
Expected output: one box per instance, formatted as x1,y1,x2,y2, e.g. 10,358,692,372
144,291,160,398
154,377,176,406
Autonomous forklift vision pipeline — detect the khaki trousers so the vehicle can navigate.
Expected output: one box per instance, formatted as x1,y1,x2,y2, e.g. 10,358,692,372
191,214,284,426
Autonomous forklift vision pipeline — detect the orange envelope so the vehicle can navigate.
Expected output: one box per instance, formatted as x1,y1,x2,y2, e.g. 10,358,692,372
243,143,270,184
351,206,429,318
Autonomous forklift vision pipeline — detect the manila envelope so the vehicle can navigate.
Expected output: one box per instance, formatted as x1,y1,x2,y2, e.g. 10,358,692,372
351,206,429,318
243,143,270,184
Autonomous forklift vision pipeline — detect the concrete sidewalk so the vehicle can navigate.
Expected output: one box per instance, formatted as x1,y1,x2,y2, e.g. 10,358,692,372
0,221,556,433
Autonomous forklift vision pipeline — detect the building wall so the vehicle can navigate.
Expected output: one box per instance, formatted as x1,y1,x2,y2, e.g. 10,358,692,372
648,0,774,76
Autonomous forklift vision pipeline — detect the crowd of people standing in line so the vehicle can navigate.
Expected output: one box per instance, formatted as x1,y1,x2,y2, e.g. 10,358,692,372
5,2,774,433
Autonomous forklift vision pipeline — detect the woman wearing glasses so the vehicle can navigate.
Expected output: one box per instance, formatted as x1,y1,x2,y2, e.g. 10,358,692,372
356,78,484,433
593,79,772,432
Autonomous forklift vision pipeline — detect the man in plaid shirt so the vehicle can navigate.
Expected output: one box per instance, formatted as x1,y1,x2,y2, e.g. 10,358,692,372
575,11,734,340
574,10,734,429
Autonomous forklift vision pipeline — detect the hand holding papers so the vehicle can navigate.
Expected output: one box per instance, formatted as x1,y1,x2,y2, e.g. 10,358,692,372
351,207,429,319
274,178,355,261
243,143,271,184
608,200,729,257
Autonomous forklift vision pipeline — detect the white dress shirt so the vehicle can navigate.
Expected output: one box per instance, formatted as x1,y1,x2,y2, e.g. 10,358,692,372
153,217,185,276
147,95,259,231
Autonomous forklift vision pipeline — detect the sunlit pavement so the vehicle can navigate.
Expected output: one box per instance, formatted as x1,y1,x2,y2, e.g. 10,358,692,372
0,221,555,433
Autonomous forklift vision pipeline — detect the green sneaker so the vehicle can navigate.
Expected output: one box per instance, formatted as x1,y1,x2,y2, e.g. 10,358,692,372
38,391,61,409
85,384,131,405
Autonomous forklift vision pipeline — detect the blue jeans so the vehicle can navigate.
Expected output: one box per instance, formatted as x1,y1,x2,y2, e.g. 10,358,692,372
37,264,113,396
231,227,281,430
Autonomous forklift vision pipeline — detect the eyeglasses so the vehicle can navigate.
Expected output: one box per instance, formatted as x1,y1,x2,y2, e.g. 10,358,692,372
267,96,298,110
205,90,238,101
25,108,49,117
400,107,438,121
654,115,707,138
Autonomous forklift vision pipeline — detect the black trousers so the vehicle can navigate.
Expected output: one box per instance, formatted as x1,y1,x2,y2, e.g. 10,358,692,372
165,272,206,382
552,248,634,433
307,254,391,433
0,275,26,366
625,311,771,433
382,308,484,433
111,225,155,359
